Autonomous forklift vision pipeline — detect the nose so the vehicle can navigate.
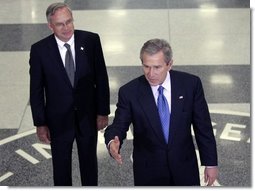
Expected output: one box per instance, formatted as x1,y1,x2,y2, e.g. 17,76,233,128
148,67,155,77
63,23,68,30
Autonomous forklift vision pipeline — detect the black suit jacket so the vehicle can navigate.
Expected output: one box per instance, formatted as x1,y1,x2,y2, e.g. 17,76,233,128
105,70,217,186
29,30,110,139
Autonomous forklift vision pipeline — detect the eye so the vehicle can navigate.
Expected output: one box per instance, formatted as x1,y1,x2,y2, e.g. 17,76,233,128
66,19,73,25
154,66,161,70
56,23,64,27
142,64,149,69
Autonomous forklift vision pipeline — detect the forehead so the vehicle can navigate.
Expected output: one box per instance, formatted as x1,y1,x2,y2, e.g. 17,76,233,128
142,51,165,64
51,7,72,20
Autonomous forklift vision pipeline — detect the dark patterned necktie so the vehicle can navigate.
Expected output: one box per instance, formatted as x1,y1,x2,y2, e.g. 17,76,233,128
157,85,170,143
64,43,75,86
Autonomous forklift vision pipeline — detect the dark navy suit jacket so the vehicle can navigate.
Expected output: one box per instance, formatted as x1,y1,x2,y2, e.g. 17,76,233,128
105,70,217,186
29,30,110,140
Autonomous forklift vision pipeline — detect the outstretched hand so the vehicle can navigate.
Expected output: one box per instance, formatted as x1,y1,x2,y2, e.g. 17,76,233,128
109,136,122,164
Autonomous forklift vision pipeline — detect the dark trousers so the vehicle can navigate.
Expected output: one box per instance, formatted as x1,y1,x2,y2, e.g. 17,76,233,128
50,114,98,186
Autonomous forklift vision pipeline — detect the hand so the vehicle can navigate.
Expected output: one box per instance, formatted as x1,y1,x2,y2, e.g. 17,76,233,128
109,136,122,164
36,126,51,144
204,167,218,186
97,115,108,131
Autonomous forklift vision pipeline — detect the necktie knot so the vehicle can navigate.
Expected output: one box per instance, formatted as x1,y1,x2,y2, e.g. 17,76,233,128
64,43,71,50
158,85,164,95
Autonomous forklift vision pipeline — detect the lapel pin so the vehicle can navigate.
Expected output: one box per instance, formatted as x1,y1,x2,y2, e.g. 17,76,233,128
80,47,84,50
179,96,184,99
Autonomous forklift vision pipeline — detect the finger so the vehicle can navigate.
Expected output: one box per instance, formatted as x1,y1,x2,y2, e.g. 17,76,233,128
97,122,108,131
207,178,216,186
116,155,123,164
112,153,122,164
47,132,51,142
40,137,51,144
44,138,51,144
38,133,50,143
110,148,122,162
110,137,122,164
97,125,104,131
114,136,120,144
205,177,214,186
204,175,208,184
110,143,119,156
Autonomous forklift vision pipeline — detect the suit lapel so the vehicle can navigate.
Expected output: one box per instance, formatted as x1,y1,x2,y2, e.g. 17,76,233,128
47,35,73,88
73,31,89,88
74,31,82,87
168,70,185,147
137,76,166,145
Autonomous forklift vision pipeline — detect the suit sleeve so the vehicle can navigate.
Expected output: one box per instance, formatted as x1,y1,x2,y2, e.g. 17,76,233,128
104,86,131,147
94,34,110,116
192,77,218,166
29,44,47,127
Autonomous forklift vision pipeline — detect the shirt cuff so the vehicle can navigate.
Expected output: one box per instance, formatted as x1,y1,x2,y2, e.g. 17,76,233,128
107,139,115,149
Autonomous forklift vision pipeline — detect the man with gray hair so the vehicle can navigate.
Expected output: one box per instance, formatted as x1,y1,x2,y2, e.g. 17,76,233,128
29,2,110,186
105,39,218,186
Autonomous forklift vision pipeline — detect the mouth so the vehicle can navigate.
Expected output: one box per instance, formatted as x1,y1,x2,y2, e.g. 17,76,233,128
63,30,73,36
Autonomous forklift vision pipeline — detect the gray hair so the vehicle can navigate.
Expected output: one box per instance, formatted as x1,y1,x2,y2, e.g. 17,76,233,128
140,39,173,64
46,2,72,22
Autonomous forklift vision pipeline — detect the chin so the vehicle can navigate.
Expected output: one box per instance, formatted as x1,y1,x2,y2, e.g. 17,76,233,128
148,81,159,86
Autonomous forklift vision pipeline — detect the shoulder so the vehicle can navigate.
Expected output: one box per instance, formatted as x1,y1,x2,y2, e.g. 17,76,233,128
171,69,199,78
74,30,100,39
170,70,204,92
31,34,54,48
171,70,201,83
74,30,102,48
119,75,147,92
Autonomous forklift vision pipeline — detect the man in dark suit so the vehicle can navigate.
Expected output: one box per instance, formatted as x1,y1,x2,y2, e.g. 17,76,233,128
104,39,218,186
29,2,110,186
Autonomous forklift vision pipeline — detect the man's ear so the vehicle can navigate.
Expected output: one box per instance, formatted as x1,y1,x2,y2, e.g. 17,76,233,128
168,59,173,70
47,23,53,32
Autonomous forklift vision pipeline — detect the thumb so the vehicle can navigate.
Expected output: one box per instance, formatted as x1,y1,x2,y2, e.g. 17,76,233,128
110,136,122,164
114,136,120,144
112,136,120,152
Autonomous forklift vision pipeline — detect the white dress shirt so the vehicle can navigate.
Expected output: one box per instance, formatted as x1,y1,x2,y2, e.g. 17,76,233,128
151,72,171,112
55,34,76,68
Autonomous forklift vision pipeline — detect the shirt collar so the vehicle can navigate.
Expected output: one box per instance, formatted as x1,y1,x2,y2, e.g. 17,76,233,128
151,72,171,96
160,72,170,91
55,34,74,48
